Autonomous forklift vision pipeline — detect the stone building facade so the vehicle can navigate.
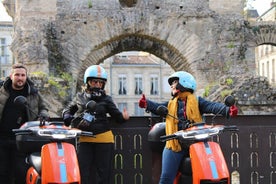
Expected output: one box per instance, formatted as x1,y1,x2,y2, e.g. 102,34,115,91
101,52,174,116
0,21,14,79
255,4,276,87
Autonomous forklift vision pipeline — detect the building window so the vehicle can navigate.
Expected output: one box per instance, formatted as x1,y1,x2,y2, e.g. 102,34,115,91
118,75,127,95
134,102,144,116
272,59,275,83
118,103,127,112
267,61,270,80
2,70,6,78
150,75,159,95
265,46,268,55
134,75,143,95
120,55,128,59
262,63,264,76
0,38,6,56
0,38,4,44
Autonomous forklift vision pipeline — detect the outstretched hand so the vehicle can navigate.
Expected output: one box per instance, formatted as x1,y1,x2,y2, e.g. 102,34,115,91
139,94,147,108
122,108,129,120
229,105,238,117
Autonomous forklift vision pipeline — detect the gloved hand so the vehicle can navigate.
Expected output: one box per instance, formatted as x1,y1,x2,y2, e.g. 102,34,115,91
77,119,90,131
63,113,74,126
139,94,147,108
229,105,238,117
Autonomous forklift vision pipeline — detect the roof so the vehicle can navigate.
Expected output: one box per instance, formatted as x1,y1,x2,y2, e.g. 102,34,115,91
113,54,162,65
245,9,259,18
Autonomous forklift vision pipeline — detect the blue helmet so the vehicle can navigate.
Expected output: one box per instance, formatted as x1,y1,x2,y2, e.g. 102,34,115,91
168,71,197,92
83,65,107,84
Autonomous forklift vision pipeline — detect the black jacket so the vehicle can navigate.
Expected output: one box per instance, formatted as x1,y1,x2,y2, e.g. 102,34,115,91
0,77,48,138
63,91,126,134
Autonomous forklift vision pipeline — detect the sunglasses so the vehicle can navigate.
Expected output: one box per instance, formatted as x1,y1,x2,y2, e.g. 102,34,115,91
171,80,178,85
90,79,105,84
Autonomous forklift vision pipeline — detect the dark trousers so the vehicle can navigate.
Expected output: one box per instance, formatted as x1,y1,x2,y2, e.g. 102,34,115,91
0,139,28,184
78,142,114,184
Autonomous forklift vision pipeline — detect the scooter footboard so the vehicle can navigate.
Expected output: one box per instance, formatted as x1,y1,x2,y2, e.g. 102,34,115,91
189,141,229,183
41,142,80,183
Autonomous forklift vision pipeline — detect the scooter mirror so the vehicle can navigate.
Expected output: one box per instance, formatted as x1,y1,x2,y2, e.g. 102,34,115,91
14,95,28,108
156,105,168,116
14,95,41,122
224,96,235,107
86,100,96,111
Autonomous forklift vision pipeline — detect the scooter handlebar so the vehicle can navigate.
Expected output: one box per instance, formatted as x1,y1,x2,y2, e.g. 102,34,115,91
79,131,95,137
159,125,238,142
12,129,33,135
160,134,177,142
223,125,239,132
13,126,95,139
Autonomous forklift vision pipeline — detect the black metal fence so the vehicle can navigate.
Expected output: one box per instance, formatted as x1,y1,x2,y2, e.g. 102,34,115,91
110,115,276,184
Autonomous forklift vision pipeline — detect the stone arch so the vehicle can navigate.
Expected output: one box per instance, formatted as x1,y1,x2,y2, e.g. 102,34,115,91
62,31,205,91
51,0,215,92
245,22,276,47
8,0,249,94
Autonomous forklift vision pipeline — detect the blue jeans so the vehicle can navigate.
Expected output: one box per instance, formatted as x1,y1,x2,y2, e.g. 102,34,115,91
159,147,188,184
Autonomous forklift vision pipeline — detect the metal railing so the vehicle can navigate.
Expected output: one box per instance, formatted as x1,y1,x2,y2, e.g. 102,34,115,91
106,115,276,184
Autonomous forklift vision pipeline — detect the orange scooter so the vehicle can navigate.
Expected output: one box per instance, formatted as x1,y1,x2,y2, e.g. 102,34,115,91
148,96,238,184
12,96,95,184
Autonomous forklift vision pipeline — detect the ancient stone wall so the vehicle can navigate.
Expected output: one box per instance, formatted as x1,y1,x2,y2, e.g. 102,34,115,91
3,0,276,115
4,0,250,87
206,75,276,115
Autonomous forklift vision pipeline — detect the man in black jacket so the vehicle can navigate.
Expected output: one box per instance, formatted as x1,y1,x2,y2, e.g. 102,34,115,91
0,63,49,184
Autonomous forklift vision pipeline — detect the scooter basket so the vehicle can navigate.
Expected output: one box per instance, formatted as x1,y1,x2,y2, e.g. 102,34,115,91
15,135,76,154
16,134,52,153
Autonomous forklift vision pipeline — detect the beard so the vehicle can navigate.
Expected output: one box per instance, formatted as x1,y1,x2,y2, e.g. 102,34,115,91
13,80,25,90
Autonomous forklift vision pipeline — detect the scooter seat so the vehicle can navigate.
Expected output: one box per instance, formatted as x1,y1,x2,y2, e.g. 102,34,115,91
28,152,42,174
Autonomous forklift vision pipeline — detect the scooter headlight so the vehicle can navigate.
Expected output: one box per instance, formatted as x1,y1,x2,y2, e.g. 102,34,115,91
52,134,67,139
194,133,209,140
37,129,77,139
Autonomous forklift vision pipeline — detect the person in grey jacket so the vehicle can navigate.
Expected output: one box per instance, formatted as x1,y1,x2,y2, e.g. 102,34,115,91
0,63,49,184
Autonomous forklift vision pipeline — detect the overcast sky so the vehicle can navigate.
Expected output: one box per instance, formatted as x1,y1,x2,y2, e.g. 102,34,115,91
0,1,12,21
0,0,273,21
251,0,272,15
